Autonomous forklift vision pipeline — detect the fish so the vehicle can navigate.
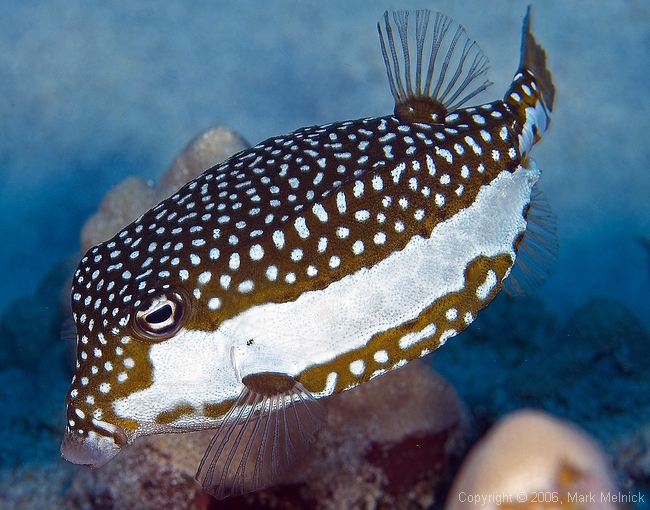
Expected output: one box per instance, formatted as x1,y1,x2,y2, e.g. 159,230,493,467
61,6,558,499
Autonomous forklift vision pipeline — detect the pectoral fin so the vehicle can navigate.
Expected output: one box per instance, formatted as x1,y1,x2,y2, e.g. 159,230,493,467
504,181,559,296
196,373,328,499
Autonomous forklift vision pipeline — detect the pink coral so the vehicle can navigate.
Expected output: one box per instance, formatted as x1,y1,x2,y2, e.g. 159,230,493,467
445,409,619,510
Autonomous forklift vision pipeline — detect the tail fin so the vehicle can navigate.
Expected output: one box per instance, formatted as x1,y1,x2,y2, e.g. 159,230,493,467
505,6,555,156
519,6,555,111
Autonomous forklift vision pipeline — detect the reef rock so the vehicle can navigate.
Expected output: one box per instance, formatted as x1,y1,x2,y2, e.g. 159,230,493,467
445,409,619,510
609,423,650,500
80,126,249,251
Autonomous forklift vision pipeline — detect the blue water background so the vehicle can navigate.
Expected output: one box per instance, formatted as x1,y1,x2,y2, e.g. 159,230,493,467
2,1,649,326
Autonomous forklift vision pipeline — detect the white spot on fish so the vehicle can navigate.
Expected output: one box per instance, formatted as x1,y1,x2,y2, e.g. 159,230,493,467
294,217,310,238
476,269,498,300
349,359,365,376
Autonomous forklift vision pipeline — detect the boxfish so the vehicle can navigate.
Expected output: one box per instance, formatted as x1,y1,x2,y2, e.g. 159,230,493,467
61,7,558,499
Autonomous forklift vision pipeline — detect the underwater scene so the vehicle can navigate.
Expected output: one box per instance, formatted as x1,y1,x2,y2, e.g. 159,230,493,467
1,0,649,508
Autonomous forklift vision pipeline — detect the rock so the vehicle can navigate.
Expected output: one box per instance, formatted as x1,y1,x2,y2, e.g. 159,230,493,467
445,409,619,510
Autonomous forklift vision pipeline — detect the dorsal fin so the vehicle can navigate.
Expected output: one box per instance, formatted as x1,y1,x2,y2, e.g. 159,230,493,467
519,6,555,112
377,10,492,124
195,373,327,499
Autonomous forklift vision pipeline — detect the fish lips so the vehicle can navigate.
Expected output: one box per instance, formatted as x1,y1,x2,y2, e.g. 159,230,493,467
61,421,128,468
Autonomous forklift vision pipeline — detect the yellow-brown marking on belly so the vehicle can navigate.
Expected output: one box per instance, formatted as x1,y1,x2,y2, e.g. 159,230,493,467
155,403,197,426
298,253,513,394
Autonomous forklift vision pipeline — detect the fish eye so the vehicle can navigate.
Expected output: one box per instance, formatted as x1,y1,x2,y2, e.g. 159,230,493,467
133,291,187,340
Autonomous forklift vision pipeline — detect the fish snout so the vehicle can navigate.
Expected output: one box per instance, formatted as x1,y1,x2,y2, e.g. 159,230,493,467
60,421,128,468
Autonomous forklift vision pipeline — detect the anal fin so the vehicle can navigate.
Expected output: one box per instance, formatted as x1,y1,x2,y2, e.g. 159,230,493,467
196,373,328,499
504,181,559,296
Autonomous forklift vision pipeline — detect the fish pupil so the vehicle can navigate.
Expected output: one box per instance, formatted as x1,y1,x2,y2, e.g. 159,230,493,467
394,97,447,124
146,305,173,324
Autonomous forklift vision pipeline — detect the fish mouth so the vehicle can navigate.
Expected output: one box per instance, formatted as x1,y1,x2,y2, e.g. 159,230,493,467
60,421,128,468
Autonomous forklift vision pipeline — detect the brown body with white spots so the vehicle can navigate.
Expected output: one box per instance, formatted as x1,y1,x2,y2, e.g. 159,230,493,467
62,8,556,499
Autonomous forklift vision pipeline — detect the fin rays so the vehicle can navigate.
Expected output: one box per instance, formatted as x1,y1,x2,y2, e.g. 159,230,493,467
520,6,555,111
196,377,328,499
378,9,492,113
504,183,559,296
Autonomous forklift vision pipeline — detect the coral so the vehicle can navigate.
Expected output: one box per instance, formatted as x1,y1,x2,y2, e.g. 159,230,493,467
80,126,249,252
0,258,75,472
0,464,75,510
156,125,249,199
559,298,650,381
65,434,205,510
435,295,650,506
445,409,619,510
80,176,156,254
63,360,468,510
